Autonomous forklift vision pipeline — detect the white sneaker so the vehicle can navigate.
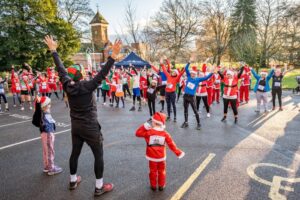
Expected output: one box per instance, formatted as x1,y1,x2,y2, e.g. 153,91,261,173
207,113,211,118
103,103,106,106
29,106,33,110
13,105,16,107
20,107,24,111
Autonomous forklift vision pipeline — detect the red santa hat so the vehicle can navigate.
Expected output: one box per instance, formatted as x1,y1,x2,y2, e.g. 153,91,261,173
171,69,179,76
40,96,51,108
190,66,198,75
152,112,166,129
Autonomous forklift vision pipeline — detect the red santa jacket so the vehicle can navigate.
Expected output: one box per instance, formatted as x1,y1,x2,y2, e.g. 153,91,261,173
140,75,148,90
223,76,239,99
11,69,21,93
213,73,221,89
196,81,208,96
136,123,184,162
162,64,185,93
47,69,57,85
240,72,251,86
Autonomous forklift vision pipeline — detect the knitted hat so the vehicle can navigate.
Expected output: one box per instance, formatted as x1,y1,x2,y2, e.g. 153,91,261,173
40,96,51,108
67,64,83,81
152,112,166,128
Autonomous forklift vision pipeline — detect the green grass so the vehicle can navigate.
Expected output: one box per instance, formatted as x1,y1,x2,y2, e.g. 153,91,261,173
250,69,300,89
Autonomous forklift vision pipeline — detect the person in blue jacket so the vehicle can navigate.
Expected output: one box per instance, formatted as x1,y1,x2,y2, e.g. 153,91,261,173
181,62,213,130
251,67,274,113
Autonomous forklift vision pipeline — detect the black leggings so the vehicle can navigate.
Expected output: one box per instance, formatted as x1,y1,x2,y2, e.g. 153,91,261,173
272,88,282,107
148,98,156,116
69,132,104,179
0,93,7,104
101,89,109,103
196,96,210,113
166,92,176,118
133,95,141,107
223,98,238,116
123,84,131,98
177,86,183,102
111,92,116,104
48,92,59,99
116,96,124,107
183,94,200,124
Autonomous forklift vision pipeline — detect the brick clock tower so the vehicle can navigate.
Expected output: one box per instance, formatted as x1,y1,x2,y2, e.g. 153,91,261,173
90,10,109,53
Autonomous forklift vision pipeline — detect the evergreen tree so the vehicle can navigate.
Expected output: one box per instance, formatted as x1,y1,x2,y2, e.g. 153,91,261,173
0,0,80,71
229,0,258,66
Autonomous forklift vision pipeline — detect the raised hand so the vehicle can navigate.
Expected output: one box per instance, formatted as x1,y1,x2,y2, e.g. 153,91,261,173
44,35,58,51
111,39,122,60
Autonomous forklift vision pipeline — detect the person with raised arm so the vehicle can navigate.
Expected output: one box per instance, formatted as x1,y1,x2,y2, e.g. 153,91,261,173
44,35,122,197
181,55,213,130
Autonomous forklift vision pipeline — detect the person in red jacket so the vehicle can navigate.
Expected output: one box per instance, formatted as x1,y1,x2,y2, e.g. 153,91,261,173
239,65,251,104
10,66,22,107
161,58,185,122
136,112,185,191
47,67,60,99
202,64,214,106
218,66,244,123
212,72,221,104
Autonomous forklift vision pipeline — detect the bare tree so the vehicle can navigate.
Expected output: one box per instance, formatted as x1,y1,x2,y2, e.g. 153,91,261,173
57,0,94,29
124,0,140,44
145,0,200,64
256,0,289,67
197,0,236,65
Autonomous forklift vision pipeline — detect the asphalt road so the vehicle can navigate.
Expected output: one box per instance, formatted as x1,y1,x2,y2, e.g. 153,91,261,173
0,91,299,200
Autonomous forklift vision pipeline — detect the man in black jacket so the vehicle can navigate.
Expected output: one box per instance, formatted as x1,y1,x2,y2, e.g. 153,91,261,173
44,35,122,196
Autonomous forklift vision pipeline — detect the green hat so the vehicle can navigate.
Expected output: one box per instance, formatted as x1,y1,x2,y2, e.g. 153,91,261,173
67,64,83,81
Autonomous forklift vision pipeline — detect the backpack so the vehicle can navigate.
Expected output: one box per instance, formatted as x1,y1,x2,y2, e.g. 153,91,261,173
32,101,42,128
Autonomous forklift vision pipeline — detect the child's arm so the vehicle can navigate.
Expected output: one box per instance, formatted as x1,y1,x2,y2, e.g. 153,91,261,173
135,123,152,138
165,133,185,159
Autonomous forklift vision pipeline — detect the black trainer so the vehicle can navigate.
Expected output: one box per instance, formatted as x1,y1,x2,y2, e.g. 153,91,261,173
234,118,238,124
69,176,82,190
151,186,157,191
129,106,135,111
166,116,171,121
196,123,201,130
174,117,177,122
181,122,188,128
158,186,165,191
94,183,114,196
221,117,227,122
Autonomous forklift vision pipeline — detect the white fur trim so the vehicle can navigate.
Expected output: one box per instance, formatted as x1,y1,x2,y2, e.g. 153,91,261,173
151,118,164,126
41,98,51,108
190,70,197,75
178,152,185,159
146,156,166,162
226,70,234,76
260,72,268,76
153,126,165,131
144,122,152,130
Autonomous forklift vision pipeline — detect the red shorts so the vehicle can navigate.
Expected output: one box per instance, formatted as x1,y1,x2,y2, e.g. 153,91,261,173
48,84,57,91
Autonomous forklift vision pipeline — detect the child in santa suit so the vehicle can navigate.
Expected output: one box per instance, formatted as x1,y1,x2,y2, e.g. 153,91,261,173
212,71,221,104
239,65,251,104
135,112,185,191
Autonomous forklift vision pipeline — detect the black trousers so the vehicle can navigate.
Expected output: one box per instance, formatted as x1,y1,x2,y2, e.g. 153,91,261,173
177,85,183,102
183,94,200,124
101,89,109,103
166,92,176,118
0,93,7,104
272,88,282,107
196,96,210,113
69,127,104,179
123,84,131,98
148,98,156,116
223,98,238,116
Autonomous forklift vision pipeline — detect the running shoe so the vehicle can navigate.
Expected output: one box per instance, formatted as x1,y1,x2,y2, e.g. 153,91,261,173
94,183,114,196
207,113,211,118
69,176,82,190
47,166,63,176
181,122,188,128
130,106,135,111
196,123,201,130
158,186,165,191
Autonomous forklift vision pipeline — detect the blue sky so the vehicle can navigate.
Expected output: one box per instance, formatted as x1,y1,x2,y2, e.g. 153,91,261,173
90,0,164,36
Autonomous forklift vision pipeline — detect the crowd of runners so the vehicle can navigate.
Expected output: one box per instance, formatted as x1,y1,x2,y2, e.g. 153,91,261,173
0,35,296,197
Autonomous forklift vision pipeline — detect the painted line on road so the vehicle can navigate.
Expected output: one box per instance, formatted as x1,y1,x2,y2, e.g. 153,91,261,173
170,153,216,200
0,129,71,151
0,120,32,128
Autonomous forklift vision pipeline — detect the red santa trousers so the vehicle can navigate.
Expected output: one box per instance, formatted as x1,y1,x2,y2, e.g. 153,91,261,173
239,85,249,102
149,161,166,187
207,87,213,106
212,89,220,103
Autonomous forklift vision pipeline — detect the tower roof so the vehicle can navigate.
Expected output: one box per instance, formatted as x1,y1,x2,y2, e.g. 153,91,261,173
90,11,109,25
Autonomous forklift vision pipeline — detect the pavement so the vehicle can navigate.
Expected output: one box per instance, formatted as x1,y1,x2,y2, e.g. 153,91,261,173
0,91,300,200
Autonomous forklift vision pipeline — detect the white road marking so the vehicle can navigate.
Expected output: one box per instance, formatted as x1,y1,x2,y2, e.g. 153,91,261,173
170,153,216,200
0,120,31,128
0,129,71,151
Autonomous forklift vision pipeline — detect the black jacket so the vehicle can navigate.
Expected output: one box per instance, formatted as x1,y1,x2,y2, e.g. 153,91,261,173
52,52,115,131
